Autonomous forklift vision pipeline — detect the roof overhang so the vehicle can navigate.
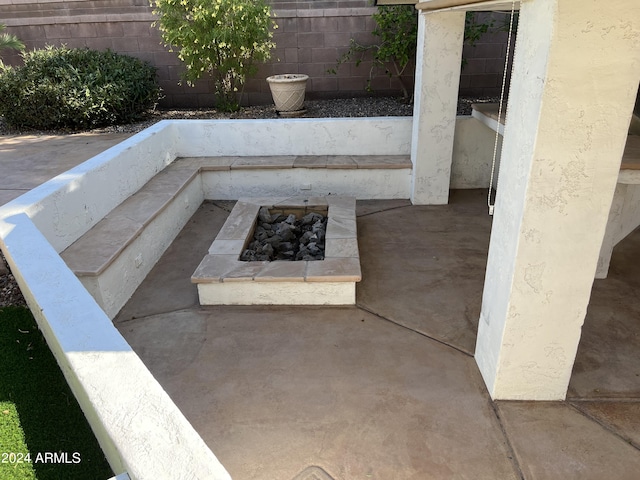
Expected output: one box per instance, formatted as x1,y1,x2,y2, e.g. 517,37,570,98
375,0,417,5
376,0,520,11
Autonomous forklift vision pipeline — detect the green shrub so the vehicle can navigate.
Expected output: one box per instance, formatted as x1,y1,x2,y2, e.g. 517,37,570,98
330,5,418,101
0,46,161,130
151,0,276,112
331,8,514,101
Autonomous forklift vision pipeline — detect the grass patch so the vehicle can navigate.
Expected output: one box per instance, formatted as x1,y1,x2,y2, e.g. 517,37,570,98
0,306,113,480
0,401,35,479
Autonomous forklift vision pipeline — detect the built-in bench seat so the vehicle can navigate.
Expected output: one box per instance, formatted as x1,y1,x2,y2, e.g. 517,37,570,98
471,103,640,278
471,102,507,136
620,134,640,178
175,155,412,171
60,162,202,318
60,155,411,318
62,155,409,276
598,135,640,277
471,103,640,172
61,164,200,276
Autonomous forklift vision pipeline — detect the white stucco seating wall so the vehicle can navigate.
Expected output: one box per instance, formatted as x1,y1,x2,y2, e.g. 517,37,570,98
57,116,497,319
0,116,502,479
177,118,415,200
177,117,416,199
0,121,231,480
0,217,231,480
169,117,497,194
0,122,179,254
199,167,410,200
63,171,204,319
57,162,205,319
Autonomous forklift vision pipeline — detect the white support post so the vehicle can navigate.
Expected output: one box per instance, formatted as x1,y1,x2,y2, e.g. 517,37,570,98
475,0,640,400
410,9,465,205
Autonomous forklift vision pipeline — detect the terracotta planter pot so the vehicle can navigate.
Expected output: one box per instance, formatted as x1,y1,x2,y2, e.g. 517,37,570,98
266,74,309,112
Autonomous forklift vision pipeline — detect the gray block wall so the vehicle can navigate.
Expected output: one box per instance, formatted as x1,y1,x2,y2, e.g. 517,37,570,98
0,0,510,108
460,11,517,98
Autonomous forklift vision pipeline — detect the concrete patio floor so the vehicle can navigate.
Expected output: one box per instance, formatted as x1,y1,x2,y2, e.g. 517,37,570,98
3,133,640,479
115,192,640,480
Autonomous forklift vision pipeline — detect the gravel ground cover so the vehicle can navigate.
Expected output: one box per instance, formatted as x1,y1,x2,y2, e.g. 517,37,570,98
0,257,24,308
0,95,496,308
0,95,494,136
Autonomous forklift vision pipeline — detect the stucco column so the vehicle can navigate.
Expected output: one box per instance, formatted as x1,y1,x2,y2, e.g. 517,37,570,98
475,0,640,400
410,9,465,205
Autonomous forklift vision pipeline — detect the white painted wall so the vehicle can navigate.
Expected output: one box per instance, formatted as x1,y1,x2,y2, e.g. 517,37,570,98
172,117,413,156
451,116,502,189
200,168,411,200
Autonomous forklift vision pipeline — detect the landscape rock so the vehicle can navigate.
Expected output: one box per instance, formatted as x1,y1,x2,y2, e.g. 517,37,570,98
242,209,327,262
258,207,272,223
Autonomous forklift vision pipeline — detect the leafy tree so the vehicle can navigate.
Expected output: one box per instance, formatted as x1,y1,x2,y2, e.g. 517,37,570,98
331,8,516,102
151,0,276,112
331,5,417,101
464,12,493,47
464,11,518,64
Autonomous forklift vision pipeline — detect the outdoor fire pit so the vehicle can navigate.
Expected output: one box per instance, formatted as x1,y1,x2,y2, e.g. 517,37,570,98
191,196,361,305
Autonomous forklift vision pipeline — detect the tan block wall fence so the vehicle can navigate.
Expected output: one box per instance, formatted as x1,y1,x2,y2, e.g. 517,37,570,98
0,0,510,108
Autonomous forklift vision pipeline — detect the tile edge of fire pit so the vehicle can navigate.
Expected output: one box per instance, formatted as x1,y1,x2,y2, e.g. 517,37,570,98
192,196,360,305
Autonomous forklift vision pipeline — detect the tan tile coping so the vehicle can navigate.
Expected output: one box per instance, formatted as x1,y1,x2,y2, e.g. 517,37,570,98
191,196,361,284
471,102,506,137
471,103,506,125
61,164,199,276
63,154,402,278
176,155,411,170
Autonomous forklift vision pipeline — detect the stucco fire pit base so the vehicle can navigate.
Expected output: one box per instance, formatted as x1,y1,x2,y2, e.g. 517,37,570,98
191,196,361,305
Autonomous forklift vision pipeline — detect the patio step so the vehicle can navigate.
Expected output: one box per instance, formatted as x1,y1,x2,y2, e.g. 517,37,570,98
60,155,410,317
